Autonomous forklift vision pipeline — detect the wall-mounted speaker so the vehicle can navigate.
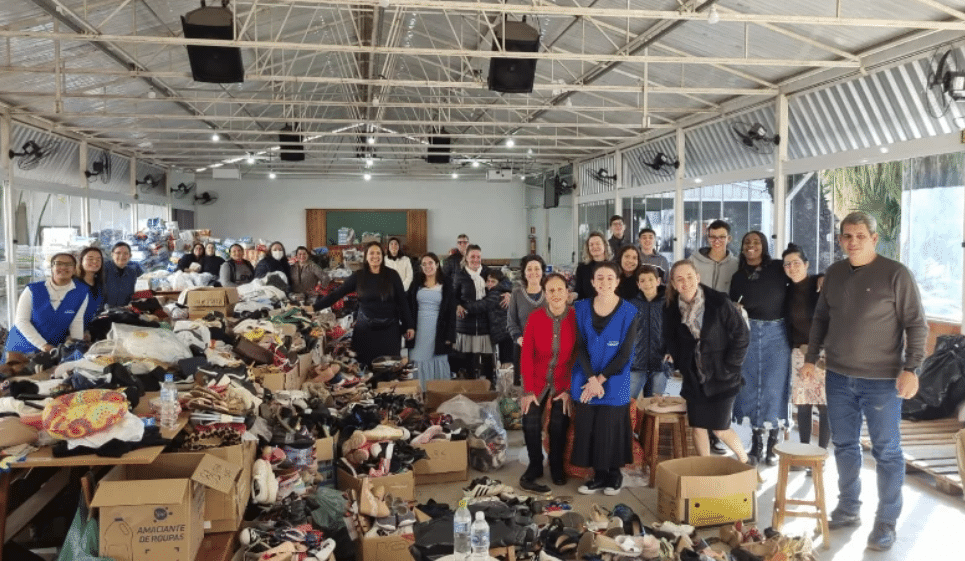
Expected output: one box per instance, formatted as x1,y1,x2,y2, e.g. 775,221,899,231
279,124,305,162
488,20,540,94
181,4,245,84
427,134,451,164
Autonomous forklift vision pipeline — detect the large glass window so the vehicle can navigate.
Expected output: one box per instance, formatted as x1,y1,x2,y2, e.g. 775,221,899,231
622,192,675,262
90,198,134,247
786,172,841,274
136,202,169,231
683,180,773,259
901,153,964,322
13,190,87,291
577,200,614,256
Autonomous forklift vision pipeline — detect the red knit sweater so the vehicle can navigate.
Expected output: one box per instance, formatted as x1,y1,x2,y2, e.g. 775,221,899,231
520,307,577,396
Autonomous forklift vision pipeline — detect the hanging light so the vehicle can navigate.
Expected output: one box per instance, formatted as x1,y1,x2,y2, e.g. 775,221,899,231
451,172,459,179
211,133,220,142
505,139,515,148
471,161,480,168
364,173,372,181
246,154,255,164
269,170,277,179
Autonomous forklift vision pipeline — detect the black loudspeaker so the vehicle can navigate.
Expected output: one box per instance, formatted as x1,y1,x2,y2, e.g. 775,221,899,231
488,20,540,94
279,125,305,162
427,134,451,164
181,4,245,84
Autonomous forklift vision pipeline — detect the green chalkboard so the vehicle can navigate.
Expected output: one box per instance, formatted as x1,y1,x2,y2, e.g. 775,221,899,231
325,210,408,244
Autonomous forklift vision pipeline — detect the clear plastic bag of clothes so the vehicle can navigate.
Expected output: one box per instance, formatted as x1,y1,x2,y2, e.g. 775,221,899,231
468,401,509,472
108,323,192,363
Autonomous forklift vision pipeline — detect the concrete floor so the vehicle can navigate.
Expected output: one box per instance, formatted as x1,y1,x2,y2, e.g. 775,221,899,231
415,379,965,560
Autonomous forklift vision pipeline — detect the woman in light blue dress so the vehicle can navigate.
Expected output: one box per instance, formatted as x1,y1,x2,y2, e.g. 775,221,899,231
406,253,457,387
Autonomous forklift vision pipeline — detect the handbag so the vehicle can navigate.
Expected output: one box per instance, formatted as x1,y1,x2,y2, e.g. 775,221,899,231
358,312,396,331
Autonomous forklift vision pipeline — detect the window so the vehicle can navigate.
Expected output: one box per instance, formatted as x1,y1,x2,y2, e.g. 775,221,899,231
901,153,964,322
90,198,134,247
683,180,773,259
577,200,614,255
622,192,675,261
786,172,841,274
136,203,169,231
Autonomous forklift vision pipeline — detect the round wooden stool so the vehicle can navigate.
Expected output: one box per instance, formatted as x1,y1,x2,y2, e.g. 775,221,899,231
771,442,830,549
641,407,689,487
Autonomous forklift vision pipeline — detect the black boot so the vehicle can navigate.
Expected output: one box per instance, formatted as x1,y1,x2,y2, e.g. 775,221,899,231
747,428,764,466
709,432,728,455
764,428,780,466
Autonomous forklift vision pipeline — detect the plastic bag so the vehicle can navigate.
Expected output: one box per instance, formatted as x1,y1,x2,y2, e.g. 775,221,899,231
437,395,484,427
468,400,509,472
108,323,192,363
902,335,965,421
56,497,112,561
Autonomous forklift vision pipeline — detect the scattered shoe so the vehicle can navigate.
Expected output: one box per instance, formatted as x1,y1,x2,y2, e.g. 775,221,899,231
519,476,552,494
866,521,896,551
578,474,607,495
827,508,861,530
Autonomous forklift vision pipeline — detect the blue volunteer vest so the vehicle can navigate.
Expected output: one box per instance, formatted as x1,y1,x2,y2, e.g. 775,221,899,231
5,281,90,354
570,298,637,406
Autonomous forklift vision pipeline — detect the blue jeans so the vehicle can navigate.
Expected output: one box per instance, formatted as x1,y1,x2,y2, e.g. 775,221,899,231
630,367,668,399
825,370,904,525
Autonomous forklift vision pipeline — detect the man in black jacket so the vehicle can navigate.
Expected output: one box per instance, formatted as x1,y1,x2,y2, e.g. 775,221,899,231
442,233,469,283
607,215,633,257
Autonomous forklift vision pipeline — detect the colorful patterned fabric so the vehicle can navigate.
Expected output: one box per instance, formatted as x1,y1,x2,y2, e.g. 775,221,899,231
42,389,128,439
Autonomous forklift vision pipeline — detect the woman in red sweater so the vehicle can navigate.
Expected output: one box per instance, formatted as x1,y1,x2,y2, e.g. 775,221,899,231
519,273,576,493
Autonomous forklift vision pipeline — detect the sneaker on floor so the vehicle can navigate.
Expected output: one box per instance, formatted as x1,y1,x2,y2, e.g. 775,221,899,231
603,471,623,496
578,474,607,495
866,521,896,551
519,476,552,494
827,507,861,530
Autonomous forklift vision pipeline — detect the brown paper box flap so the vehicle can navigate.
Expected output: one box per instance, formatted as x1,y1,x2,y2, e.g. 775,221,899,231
425,380,491,393
91,479,189,508
192,454,242,495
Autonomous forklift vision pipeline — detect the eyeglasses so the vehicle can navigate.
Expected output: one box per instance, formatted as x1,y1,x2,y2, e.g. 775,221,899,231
52,261,75,268
457,240,469,245
783,261,805,269
708,235,729,241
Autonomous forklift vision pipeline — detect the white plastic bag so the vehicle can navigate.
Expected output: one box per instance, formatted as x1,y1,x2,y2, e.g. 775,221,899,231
108,324,192,363
437,395,485,427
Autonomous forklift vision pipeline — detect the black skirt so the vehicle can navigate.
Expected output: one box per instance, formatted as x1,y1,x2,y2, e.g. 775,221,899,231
570,402,633,471
352,322,402,366
681,370,738,430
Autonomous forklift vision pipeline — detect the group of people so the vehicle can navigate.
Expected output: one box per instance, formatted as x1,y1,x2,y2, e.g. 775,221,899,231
2,211,926,551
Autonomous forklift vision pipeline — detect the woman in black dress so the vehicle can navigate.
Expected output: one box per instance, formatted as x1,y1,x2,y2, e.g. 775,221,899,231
313,242,414,365
571,232,611,301
665,260,750,460
615,245,642,300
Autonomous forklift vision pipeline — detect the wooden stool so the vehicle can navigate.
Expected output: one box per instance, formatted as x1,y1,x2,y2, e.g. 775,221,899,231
641,408,688,487
771,442,831,549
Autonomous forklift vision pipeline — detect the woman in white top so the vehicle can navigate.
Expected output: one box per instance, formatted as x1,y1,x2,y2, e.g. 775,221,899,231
5,252,89,356
383,237,413,291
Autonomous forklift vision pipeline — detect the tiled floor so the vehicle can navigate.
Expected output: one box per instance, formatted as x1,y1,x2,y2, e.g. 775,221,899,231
416,379,965,560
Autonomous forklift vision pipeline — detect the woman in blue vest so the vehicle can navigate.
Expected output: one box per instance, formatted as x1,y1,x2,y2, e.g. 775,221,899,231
76,247,105,331
571,261,640,496
5,253,90,357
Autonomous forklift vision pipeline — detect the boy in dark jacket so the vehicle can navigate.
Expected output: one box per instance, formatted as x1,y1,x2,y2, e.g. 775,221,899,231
629,266,670,399
484,270,514,368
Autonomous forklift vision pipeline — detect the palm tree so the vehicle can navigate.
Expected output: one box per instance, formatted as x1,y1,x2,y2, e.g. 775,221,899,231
822,161,902,259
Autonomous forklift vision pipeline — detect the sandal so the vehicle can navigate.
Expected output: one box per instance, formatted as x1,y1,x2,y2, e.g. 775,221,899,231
541,518,582,559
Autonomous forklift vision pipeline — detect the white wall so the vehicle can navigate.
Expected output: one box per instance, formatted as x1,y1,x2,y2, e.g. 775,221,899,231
525,185,576,266
194,177,530,259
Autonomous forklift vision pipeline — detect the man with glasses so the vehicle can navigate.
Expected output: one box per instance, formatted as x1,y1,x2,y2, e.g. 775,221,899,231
689,219,740,454
690,219,739,294
638,228,669,282
5,253,90,357
443,234,470,282
103,242,144,307
607,215,633,257
801,211,927,552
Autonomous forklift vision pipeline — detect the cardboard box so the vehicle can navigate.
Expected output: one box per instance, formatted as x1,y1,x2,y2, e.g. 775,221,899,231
359,534,415,561
337,466,414,501
956,428,964,488
655,456,758,527
91,454,239,561
413,439,468,485
251,364,302,391
150,441,256,533
425,379,498,411
185,287,239,319
376,380,422,399
316,434,336,463
297,353,314,383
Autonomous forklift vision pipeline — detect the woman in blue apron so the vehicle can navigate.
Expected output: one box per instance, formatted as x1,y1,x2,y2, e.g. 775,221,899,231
5,252,90,357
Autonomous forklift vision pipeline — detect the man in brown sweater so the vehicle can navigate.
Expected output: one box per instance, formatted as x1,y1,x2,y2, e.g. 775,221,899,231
802,211,927,552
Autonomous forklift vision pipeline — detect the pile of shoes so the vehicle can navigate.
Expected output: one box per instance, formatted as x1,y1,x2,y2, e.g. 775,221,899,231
239,497,336,561
344,478,419,540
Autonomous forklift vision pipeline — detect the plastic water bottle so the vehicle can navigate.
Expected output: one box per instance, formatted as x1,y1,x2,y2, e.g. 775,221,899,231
470,511,490,560
453,499,472,560
159,374,179,430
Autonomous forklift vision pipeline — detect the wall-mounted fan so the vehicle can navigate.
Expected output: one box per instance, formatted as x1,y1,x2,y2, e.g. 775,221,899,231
923,48,965,119
84,151,113,184
172,182,196,198
640,151,679,177
590,168,617,185
137,173,166,193
731,122,780,155
8,140,52,171
194,191,219,205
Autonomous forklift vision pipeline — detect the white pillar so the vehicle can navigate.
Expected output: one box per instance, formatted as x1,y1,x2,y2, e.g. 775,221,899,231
2,113,16,328
79,141,90,236
674,128,686,262
613,150,623,221
572,163,580,265
773,94,789,253
130,157,138,230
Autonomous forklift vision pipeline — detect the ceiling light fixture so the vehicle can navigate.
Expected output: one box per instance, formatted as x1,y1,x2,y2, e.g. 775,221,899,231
527,148,533,155
211,133,220,142
695,178,703,184
366,158,373,167
452,172,459,179
246,154,255,164
269,171,277,179
367,136,375,145
364,173,372,181
707,6,720,25
506,139,515,148
879,146,890,154
471,161,480,168
195,167,206,172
